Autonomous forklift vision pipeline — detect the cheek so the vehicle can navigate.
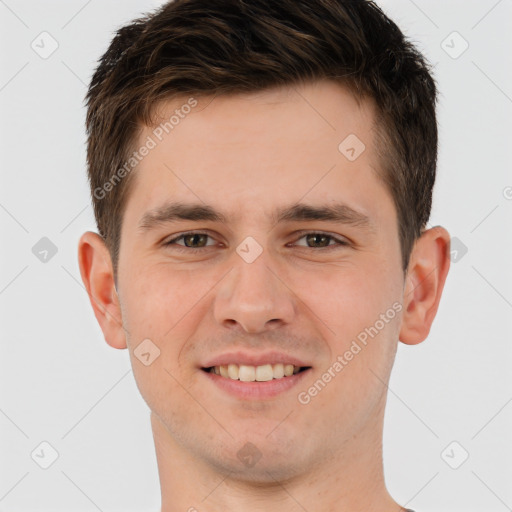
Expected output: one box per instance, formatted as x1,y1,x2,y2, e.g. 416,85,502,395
301,261,400,340
120,263,218,376
122,264,199,334
299,260,403,410
301,266,402,428
120,267,205,419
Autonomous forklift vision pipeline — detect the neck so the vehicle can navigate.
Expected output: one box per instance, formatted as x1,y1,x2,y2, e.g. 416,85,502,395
151,399,403,512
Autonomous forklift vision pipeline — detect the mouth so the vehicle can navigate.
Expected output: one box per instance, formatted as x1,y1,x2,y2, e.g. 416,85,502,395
201,363,311,382
200,362,312,400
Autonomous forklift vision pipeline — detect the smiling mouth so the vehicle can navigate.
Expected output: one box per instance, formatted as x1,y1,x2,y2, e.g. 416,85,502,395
202,363,311,382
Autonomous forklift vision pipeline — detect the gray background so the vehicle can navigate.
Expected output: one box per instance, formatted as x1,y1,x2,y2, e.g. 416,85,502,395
1,0,511,510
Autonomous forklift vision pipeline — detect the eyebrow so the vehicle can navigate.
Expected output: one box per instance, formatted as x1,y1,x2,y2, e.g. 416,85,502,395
138,200,375,233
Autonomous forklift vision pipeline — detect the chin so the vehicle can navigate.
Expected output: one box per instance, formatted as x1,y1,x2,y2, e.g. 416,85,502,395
205,439,312,485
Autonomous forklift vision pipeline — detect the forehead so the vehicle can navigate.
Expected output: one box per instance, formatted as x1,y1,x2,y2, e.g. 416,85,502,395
123,79,392,229
146,80,375,149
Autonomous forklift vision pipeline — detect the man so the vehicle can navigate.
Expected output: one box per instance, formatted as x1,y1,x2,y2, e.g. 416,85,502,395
78,0,450,510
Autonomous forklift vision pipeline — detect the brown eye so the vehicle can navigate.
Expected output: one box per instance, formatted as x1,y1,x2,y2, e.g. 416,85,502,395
293,232,348,249
164,232,216,250
182,233,209,248
305,233,331,248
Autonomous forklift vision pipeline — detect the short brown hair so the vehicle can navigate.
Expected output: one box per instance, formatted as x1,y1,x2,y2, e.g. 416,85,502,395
85,0,438,278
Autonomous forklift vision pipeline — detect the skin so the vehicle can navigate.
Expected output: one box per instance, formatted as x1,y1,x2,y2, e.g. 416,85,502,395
78,79,450,512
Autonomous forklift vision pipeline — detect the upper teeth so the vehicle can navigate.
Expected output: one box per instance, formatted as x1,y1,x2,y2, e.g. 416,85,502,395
210,363,301,381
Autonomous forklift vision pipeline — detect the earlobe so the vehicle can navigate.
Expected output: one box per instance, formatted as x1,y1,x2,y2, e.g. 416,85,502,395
399,226,451,345
77,231,127,350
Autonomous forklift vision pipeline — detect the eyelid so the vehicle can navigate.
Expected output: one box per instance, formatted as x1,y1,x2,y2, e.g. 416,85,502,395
163,230,219,247
290,229,349,243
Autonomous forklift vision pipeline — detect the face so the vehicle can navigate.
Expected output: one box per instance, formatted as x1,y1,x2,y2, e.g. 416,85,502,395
115,80,406,479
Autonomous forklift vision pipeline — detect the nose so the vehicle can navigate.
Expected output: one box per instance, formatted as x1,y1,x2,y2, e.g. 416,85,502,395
213,248,296,334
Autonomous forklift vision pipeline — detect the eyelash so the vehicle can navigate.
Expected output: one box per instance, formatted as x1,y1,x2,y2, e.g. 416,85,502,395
163,230,349,252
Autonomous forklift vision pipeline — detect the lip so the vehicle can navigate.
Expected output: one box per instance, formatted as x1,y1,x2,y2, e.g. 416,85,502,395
201,350,310,369
201,367,312,400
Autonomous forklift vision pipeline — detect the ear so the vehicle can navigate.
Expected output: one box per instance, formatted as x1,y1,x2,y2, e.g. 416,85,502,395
399,226,451,345
77,231,127,349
